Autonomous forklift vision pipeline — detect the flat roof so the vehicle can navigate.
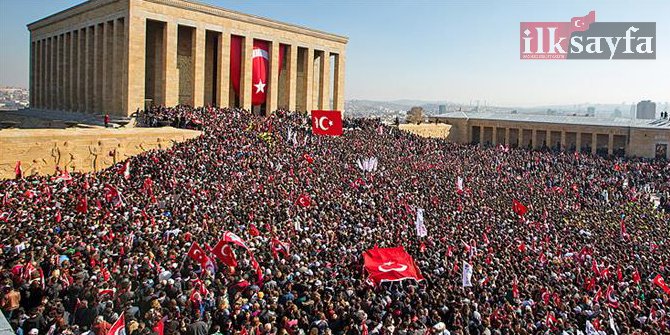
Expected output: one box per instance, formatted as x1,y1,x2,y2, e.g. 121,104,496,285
433,111,670,130
28,0,348,44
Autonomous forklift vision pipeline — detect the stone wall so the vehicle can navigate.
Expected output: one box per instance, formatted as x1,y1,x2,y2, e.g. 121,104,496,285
0,127,201,179
399,124,452,139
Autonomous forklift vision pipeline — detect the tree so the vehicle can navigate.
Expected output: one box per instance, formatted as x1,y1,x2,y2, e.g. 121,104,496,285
406,107,425,124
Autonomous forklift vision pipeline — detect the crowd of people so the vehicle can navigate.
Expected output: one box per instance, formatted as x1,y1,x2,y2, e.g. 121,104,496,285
1,106,669,335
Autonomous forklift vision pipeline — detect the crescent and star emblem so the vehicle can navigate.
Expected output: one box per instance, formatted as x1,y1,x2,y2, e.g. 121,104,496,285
378,261,408,272
221,244,234,258
574,19,583,28
316,116,333,130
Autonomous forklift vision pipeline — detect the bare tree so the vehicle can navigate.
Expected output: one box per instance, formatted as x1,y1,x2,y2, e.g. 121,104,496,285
406,106,425,124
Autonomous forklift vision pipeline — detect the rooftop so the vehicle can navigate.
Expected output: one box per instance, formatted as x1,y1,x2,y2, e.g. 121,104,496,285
433,112,670,130
27,0,348,44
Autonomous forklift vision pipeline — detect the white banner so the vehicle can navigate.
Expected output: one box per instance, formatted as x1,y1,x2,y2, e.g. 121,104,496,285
462,261,473,287
415,208,427,237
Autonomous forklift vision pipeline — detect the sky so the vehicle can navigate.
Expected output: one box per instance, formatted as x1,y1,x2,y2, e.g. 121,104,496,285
0,0,668,107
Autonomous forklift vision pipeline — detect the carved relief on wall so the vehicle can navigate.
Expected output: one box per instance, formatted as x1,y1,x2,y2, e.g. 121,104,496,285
1,130,201,179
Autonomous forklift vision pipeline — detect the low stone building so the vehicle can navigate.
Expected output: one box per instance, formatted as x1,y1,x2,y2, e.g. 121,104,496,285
429,112,670,159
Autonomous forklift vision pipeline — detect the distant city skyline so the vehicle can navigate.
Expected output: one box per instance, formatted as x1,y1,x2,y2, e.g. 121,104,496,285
1,0,668,107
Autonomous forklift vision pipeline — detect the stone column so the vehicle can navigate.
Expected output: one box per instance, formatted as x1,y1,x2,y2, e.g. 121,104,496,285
193,27,205,107
77,29,84,112
32,40,38,108
303,48,314,112
287,44,297,111
560,131,566,151
49,36,54,110
70,31,77,112
102,21,111,114
113,18,123,113
504,128,510,145
216,31,230,108
63,32,70,111
491,127,497,145
333,51,345,111
545,130,551,148
93,24,103,113
319,50,330,109
591,133,597,155
60,33,66,110
84,27,92,113
479,126,484,146
518,128,524,147
55,34,62,110
163,21,178,107
240,36,253,110
267,40,280,112
576,133,582,152
38,40,43,108
29,41,35,108
126,15,146,115
531,129,537,149
608,133,614,155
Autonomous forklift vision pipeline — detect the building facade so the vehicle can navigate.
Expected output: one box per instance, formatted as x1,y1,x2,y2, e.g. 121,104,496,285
636,100,656,119
429,112,670,159
27,0,347,116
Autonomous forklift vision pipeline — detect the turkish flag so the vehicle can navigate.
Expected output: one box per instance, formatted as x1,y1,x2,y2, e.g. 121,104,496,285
512,199,527,216
211,239,238,267
251,40,269,106
187,241,210,268
297,193,311,207
652,274,670,295
108,315,126,335
311,110,343,136
363,246,424,285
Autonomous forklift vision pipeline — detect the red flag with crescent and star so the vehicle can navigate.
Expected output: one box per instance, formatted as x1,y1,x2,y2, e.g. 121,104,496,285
311,110,343,136
251,40,269,105
108,314,126,335
363,246,424,286
211,239,238,267
187,241,211,268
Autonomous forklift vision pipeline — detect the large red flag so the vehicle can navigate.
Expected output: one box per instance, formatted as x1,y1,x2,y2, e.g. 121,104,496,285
512,199,527,216
363,246,424,286
108,315,126,335
652,274,670,295
311,110,343,136
211,239,238,267
187,242,210,268
251,40,269,105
